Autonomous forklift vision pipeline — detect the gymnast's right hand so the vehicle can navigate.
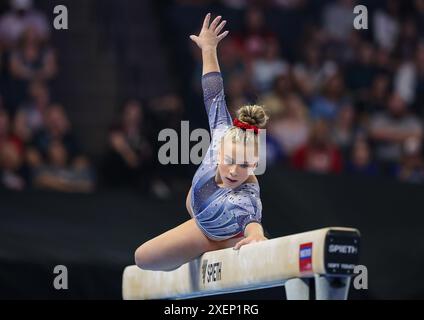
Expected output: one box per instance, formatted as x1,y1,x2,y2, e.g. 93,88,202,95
190,13,229,50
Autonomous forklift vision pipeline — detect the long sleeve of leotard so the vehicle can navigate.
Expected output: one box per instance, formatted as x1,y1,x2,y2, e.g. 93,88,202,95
201,71,233,133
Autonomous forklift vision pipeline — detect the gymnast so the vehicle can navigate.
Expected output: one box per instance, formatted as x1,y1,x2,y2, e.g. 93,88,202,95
135,13,269,272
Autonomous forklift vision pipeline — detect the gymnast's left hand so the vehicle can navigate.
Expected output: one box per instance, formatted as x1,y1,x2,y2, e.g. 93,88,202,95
189,13,229,51
233,234,268,250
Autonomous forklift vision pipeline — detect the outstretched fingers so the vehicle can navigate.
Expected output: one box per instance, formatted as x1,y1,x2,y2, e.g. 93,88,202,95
210,15,222,31
217,30,229,41
214,20,227,35
202,13,211,30
191,13,228,47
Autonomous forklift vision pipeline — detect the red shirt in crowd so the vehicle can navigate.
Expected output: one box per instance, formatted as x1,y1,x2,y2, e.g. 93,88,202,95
291,144,343,174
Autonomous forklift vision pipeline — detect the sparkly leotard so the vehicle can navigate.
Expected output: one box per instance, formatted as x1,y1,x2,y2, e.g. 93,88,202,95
190,72,262,241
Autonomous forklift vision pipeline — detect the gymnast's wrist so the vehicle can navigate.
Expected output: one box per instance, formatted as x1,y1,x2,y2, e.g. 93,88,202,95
201,46,217,53
244,222,264,237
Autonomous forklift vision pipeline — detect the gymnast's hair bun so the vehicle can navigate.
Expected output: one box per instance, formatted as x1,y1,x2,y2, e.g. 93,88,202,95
237,105,269,128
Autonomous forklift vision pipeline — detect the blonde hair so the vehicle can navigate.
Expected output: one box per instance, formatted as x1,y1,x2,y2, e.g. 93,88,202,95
221,105,269,157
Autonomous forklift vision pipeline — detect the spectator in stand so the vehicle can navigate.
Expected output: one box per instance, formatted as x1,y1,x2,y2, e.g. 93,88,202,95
415,0,424,36
340,30,363,64
232,6,278,63
259,73,293,118
18,80,50,133
33,140,95,193
310,71,347,121
394,16,419,62
265,133,285,167
397,137,424,184
332,103,356,158
250,38,289,94
10,109,31,151
10,109,43,169
0,0,50,49
0,108,10,149
148,94,184,133
268,93,309,156
369,93,423,170
374,47,394,75
293,44,338,99
373,0,401,52
0,50,8,108
9,26,57,106
394,42,424,114
291,119,343,174
0,139,28,190
32,104,81,161
345,42,378,103
322,0,355,43
103,100,170,197
0,109,24,164
360,73,391,115
148,94,187,190
0,109,29,190
345,136,379,176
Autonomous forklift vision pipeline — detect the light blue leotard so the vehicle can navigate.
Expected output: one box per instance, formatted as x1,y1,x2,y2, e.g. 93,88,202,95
190,72,262,241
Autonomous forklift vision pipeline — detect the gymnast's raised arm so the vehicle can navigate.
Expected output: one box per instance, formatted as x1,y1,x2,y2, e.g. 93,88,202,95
190,13,228,75
190,14,232,132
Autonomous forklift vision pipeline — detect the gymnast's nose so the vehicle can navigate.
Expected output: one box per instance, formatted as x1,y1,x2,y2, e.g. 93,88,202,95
229,165,238,177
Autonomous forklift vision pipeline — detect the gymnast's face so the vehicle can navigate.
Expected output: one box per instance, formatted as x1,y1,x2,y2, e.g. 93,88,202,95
217,136,258,189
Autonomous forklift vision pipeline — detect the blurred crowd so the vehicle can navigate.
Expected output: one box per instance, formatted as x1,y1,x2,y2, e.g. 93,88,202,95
0,0,96,192
1,0,424,194
184,0,424,183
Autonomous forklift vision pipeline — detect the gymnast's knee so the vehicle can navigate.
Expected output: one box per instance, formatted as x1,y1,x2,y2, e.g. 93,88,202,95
134,243,180,272
134,243,153,270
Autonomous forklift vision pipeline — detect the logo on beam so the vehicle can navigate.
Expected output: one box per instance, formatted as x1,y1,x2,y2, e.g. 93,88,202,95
201,259,222,284
299,242,313,274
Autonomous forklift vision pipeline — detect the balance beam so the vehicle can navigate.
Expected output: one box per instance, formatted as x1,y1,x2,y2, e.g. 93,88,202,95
122,227,360,300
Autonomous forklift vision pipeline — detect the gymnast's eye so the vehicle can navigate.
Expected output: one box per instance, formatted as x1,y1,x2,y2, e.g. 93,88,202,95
239,163,249,169
224,156,234,165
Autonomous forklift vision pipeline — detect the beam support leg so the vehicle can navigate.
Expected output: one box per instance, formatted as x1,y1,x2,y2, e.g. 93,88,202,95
285,278,310,300
314,274,350,300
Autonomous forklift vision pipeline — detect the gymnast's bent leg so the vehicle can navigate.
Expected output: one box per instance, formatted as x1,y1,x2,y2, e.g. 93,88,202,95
134,218,243,272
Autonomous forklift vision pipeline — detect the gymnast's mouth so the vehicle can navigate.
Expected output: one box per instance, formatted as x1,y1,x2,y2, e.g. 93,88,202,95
225,177,238,184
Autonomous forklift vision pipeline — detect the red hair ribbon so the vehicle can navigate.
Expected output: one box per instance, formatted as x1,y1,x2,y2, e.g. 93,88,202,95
233,118,260,134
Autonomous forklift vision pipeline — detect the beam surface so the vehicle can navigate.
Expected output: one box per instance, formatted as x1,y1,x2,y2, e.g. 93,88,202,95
122,227,360,300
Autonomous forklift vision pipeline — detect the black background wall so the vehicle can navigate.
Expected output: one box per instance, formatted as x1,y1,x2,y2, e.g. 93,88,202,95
0,169,423,299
